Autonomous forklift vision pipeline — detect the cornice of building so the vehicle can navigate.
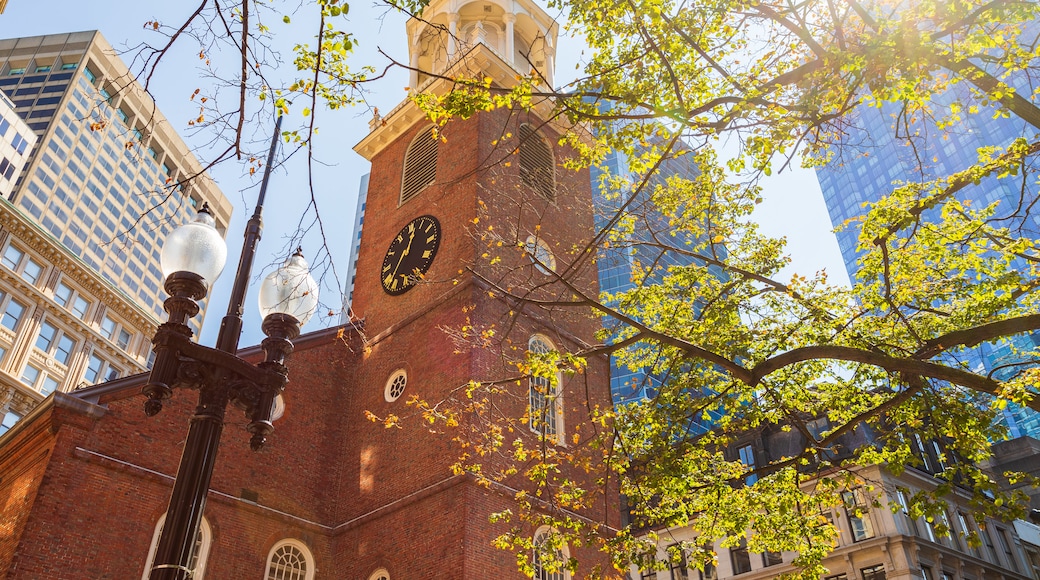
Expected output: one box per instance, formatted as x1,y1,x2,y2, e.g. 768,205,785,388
0,390,107,459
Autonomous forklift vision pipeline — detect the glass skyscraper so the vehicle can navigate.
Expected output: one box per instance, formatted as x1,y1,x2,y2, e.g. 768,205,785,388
816,95,1040,440
592,143,726,424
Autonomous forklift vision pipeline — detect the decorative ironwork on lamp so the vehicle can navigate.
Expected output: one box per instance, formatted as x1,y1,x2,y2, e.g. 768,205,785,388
142,115,320,580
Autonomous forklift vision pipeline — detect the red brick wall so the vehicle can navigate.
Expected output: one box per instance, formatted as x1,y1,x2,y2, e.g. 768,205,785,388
0,407,56,576
0,102,618,579
351,116,483,339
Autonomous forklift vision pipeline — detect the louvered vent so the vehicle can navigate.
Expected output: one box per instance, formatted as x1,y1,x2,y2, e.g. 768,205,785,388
518,123,555,202
400,127,439,204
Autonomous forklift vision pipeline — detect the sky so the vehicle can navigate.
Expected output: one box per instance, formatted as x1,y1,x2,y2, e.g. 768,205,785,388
0,0,846,348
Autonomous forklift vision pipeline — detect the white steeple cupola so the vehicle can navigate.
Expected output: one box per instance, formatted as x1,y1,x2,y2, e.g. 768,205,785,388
405,0,559,91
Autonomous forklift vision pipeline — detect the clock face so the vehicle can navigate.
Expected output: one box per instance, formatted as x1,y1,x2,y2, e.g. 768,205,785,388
380,215,441,295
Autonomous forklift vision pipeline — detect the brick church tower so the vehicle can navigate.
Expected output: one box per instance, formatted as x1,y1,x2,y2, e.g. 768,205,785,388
0,1,617,578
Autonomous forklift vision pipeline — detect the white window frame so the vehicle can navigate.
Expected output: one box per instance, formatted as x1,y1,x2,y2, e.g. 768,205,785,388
83,351,121,386
368,568,390,580
53,278,92,320
0,293,27,332
524,235,557,274
35,318,76,367
265,538,316,580
842,488,876,542
272,394,286,421
0,409,22,435
101,313,133,350
20,363,60,395
141,514,212,580
528,334,563,441
533,525,570,580
1,243,46,286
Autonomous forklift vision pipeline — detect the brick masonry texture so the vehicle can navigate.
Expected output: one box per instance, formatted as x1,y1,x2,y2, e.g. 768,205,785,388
0,105,619,579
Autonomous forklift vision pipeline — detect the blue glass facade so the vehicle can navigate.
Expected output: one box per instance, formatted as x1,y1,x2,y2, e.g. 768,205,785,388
816,93,1040,440
592,143,726,433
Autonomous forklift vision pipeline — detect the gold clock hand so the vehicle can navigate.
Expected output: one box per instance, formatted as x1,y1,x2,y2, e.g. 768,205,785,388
391,230,416,279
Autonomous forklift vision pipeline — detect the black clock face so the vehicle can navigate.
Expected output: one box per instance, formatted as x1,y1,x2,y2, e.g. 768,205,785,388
381,215,441,295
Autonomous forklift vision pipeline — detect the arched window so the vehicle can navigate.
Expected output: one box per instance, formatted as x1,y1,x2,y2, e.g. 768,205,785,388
401,126,439,205
368,568,390,580
533,526,570,580
528,335,562,438
265,539,315,580
524,235,556,274
518,123,555,202
141,514,212,580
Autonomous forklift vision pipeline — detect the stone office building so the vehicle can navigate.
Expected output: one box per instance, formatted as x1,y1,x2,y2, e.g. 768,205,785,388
0,31,231,435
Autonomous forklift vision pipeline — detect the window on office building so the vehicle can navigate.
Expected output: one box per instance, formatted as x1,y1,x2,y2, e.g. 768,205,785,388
737,444,757,485
981,526,999,563
0,297,26,331
730,539,752,575
100,315,117,340
3,244,23,270
842,488,875,541
2,243,46,286
894,488,919,536
0,410,21,435
860,565,885,580
1024,546,1040,580
84,353,119,385
994,527,1020,572
53,280,91,320
667,544,689,580
20,364,42,389
955,511,981,558
35,321,76,365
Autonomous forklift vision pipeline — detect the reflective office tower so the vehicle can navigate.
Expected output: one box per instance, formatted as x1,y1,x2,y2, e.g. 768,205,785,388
340,173,369,322
592,144,727,417
816,97,1040,439
0,89,35,196
0,31,231,434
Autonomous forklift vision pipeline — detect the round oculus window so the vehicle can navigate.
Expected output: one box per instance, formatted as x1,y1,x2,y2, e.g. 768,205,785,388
385,369,407,402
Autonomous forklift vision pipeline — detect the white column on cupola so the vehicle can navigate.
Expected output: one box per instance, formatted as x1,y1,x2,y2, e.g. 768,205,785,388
544,34,555,87
503,12,515,64
447,12,460,62
409,38,420,89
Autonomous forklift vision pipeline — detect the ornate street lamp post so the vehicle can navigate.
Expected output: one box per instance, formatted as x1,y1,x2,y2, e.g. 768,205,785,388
142,118,319,580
